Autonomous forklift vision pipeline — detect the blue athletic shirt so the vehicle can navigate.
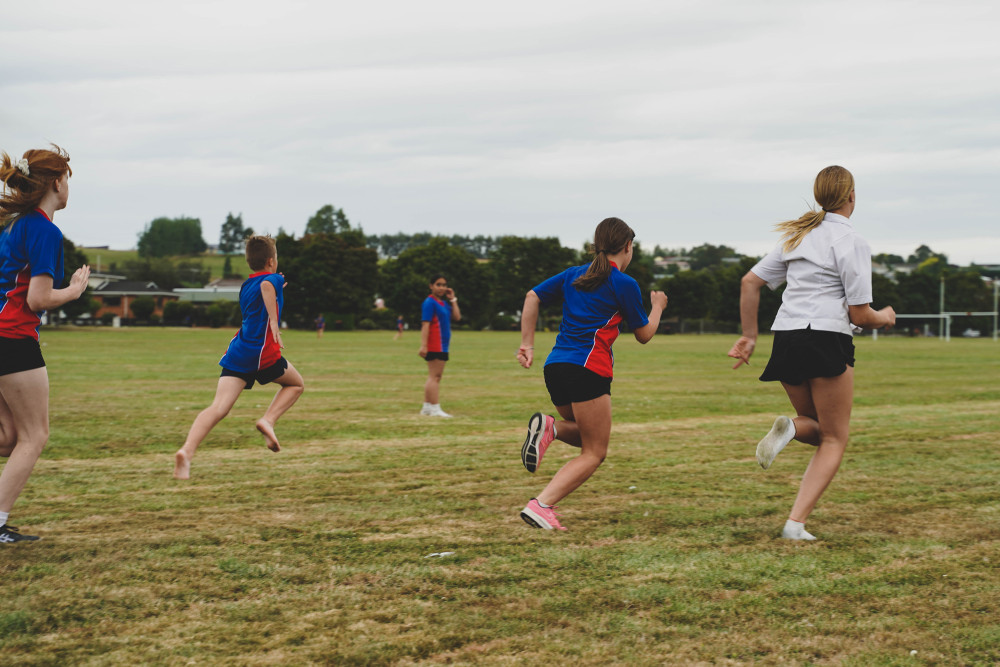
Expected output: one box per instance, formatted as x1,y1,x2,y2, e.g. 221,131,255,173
219,271,285,373
0,209,65,341
532,263,648,378
421,295,452,353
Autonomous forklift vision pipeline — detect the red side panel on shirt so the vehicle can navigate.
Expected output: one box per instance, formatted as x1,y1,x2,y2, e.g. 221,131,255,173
583,312,622,377
0,267,39,340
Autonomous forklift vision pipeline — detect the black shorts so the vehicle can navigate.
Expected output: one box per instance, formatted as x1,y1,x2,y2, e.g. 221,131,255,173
221,357,289,390
0,336,46,377
425,351,449,362
760,327,855,386
544,362,612,406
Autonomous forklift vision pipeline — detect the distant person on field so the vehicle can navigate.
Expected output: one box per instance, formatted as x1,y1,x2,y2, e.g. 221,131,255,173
174,235,304,480
0,145,90,543
394,314,404,340
728,165,895,541
516,217,667,531
418,274,461,417
314,313,325,339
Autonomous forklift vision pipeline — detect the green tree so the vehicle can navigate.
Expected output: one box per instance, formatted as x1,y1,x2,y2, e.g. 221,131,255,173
218,212,253,254
379,238,491,329
123,258,180,290
137,217,207,258
489,236,578,316
687,243,739,271
658,269,718,322
130,296,156,322
276,230,379,328
305,205,350,236
58,237,93,322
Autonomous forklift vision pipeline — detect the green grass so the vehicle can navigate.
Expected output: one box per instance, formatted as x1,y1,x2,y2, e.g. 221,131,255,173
2,330,999,664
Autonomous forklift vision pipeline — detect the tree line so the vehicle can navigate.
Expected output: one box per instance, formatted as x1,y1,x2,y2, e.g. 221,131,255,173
95,207,999,334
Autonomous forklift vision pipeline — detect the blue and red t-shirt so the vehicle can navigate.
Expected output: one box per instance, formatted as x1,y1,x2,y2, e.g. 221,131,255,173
421,295,453,353
532,263,648,378
0,209,65,341
219,271,284,373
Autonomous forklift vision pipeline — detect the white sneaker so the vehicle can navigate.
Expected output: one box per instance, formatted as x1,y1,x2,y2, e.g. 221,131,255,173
782,520,817,541
419,406,434,416
430,408,452,418
756,416,795,470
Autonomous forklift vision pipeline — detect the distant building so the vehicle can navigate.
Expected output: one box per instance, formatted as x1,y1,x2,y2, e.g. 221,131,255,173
91,280,179,319
173,277,243,303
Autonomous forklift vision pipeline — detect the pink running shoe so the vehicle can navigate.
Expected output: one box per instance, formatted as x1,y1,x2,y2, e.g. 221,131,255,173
521,412,555,473
520,498,567,530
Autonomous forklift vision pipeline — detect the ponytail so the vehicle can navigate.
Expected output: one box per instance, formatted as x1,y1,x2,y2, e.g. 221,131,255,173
572,217,635,291
775,209,825,252
776,165,854,252
0,144,72,226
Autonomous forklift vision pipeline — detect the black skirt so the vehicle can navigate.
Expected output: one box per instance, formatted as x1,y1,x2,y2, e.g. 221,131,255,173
759,327,855,385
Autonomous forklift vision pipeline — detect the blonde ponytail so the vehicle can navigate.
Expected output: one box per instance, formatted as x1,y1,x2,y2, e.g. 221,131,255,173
776,165,854,252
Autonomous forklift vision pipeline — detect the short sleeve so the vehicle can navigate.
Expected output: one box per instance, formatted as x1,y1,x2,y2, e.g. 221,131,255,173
266,273,284,296
421,297,435,322
751,246,787,291
27,221,64,282
532,270,567,306
616,275,649,330
833,234,873,306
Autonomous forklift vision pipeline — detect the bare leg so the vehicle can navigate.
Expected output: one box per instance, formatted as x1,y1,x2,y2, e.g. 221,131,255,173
256,363,305,452
553,404,582,447
0,392,16,458
0,368,50,514
780,381,822,446
424,359,445,405
788,367,854,523
174,377,245,479
536,395,611,506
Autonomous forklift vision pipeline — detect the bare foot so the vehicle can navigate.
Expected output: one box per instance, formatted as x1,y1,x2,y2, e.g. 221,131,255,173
174,450,191,480
256,419,280,452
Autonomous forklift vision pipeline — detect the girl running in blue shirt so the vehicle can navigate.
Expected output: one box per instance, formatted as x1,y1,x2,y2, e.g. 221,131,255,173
516,217,667,530
0,145,90,543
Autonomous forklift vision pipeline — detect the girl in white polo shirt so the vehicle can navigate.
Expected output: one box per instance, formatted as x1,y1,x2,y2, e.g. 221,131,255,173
728,165,895,541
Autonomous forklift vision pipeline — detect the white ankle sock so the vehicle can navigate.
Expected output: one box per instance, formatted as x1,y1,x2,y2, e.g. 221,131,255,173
536,499,552,508
0,511,8,527
782,519,816,541
552,421,558,439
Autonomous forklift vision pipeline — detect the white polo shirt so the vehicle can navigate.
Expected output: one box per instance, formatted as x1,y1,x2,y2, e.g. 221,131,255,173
751,213,873,336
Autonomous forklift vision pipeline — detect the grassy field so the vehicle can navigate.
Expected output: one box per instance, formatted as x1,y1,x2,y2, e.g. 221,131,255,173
81,248,231,281
2,329,998,665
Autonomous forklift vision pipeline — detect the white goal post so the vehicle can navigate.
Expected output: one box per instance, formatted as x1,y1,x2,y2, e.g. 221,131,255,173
871,312,998,342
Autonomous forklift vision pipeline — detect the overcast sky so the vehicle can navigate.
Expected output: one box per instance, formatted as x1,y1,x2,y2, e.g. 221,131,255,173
3,1,998,264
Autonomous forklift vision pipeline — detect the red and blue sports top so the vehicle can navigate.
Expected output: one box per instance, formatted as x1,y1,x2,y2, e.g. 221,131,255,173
421,295,453,353
532,263,648,378
219,271,285,373
0,210,65,341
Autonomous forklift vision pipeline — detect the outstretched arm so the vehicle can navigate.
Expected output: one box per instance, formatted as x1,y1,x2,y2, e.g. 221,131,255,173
517,290,540,368
727,271,765,369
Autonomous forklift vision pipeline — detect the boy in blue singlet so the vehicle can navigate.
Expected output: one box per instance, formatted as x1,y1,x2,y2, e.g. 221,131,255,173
174,235,305,480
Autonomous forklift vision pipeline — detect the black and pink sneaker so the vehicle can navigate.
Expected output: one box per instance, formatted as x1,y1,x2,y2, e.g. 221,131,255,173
521,412,555,473
520,498,567,531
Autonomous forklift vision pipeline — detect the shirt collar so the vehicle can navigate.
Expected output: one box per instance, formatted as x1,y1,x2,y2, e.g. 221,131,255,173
823,212,852,227
248,270,274,278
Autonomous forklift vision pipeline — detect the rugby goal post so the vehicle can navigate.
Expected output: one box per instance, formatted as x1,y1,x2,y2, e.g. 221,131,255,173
871,311,998,342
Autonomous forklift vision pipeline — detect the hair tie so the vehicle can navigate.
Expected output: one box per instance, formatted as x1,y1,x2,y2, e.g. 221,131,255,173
595,248,606,254
15,159,29,176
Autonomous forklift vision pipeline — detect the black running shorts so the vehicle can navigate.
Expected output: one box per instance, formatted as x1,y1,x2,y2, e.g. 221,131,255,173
544,362,612,406
0,336,45,377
